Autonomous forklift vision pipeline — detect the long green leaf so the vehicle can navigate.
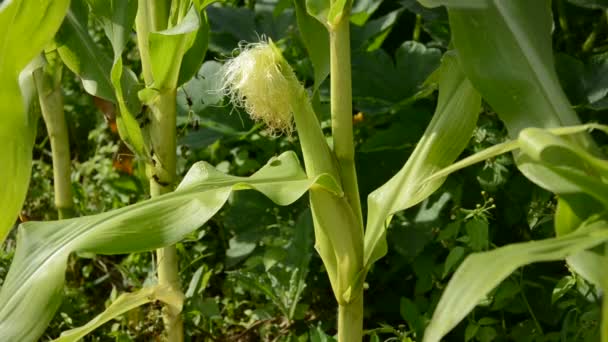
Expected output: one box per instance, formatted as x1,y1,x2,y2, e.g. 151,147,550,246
87,0,138,60
177,4,211,86
0,0,70,243
294,0,330,92
419,124,608,339
517,128,608,203
444,1,583,135
52,285,181,342
149,6,200,90
0,152,341,341
423,216,608,342
55,0,116,101
363,53,481,269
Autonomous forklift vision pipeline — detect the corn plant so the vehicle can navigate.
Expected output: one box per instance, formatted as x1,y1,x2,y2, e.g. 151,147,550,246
0,0,607,341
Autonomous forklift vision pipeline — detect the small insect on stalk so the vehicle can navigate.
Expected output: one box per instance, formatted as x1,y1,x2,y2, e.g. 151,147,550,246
137,105,150,128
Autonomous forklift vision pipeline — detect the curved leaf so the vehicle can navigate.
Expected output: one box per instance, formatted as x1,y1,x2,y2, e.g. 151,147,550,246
55,0,116,101
52,285,180,342
423,216,608,342
294,0,329,92
0,152,341,341
363,53,481,269
0,0,70,243
149,6,200,89
177,7,211,86
443,0,596,151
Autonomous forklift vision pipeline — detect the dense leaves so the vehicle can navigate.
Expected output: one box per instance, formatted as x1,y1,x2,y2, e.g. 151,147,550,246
0,0,607,341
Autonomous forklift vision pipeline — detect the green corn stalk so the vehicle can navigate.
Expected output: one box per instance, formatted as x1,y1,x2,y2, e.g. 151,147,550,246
34,51,75,220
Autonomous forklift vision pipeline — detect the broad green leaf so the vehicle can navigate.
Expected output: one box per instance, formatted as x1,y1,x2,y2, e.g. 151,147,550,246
422,124,604,186
87,0,138,59
423,216,608,342
294,0,330,92
350,0,382,25
443,0,596,152
442,246,465,279
516,128,608,205
0,0,70,243
55,0,116,101
110,57,147,159
352,41,440,113
351,9,402,51
0,0,70,74
0,152,340,341
52,285,181,342
327,0,349,27
177,7,211,86
177,61,255,148
56,0,146,159
306,0,330,26
149,6,200,89
363,53,481,269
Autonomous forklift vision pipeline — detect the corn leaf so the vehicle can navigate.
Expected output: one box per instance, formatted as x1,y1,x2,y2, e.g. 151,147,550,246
0,0,70,243
176,3,211,86
0,152,341,341
294,0,330,92
55,0,116,101
422,125,608,340
363,53,481,269
444,0,583,136
423,216,608,342
52,285,180,342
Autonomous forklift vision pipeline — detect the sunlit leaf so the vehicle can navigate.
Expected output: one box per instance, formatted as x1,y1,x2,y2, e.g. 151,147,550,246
149,6,201,89
0,152,340,341
423,216,608,342
55,0,116,101
294,0,329,92
0,0,70,243
52,285,180,342
363,52,481,269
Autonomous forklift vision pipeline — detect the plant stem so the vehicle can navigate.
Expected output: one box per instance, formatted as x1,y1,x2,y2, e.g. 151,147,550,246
413,14,422,42
285,63,363,314
136,5,183,340
34,64,74,220
150,90,183,342
329,10,364,342
329,10,363,231
338,291,363,342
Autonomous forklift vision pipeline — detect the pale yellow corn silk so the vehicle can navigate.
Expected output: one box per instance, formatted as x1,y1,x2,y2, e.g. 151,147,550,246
221,41,296,135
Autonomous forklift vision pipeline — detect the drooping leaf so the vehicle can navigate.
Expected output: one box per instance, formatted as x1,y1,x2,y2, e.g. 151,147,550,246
0,0,70,243
423,216,608,342
363,53,481,269
516,128,608,205
441,0,597,154
55,0,116,101
86,0,138,60
57,0,146,160
0,152,341,341
52,285,181,342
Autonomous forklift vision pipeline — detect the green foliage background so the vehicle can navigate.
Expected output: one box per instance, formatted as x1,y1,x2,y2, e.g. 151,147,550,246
1,0,608,341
